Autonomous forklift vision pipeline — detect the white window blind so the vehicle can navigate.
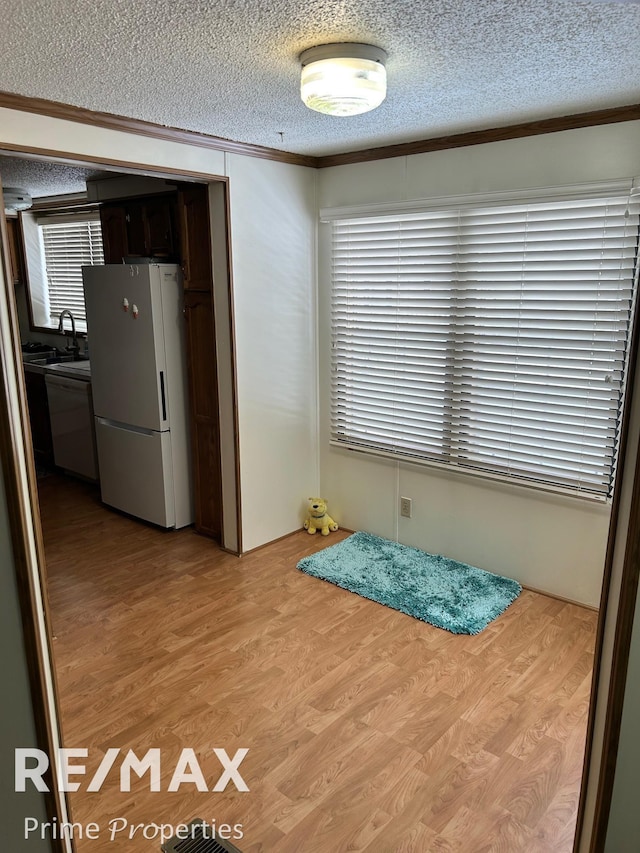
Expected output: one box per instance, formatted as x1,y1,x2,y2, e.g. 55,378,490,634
40,217,104,329
329,187,640,499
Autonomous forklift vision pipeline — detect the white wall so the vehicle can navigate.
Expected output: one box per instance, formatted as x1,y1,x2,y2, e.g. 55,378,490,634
226,153,318,551
317,121,640,606
0,107,319,551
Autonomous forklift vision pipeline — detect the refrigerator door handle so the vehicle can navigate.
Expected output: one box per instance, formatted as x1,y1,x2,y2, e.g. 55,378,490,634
160,371,167,421
95,417,156,437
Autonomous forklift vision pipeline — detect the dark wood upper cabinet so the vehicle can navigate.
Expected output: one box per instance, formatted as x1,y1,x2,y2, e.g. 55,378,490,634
125,201,147,257
145,197,176,257
99,205,128,264
177,185,213,291
100,195,178,263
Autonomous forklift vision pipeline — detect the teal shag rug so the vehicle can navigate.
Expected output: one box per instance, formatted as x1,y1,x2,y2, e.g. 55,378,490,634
297,532,521,635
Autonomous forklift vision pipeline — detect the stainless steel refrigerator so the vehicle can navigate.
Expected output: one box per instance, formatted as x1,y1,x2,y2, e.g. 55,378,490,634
82,263,193,528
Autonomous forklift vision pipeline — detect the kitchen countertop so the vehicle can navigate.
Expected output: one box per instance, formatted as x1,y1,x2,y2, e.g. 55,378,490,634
23,361,49,376
45,360,92,381
23,358,91,379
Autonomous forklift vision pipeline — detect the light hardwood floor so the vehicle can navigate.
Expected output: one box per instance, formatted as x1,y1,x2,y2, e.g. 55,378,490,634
39,474,598,852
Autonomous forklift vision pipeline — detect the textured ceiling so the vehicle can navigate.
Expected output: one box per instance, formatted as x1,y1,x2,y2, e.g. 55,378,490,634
0,156,107,198
0,0,639,161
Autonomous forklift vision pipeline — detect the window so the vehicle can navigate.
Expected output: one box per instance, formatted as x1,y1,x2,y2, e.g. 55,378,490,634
22,212,104,334
327,183,640,499
40,218,104,331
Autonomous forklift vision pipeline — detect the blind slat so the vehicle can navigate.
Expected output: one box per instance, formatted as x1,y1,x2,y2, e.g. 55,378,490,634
330,188,640,498
41,219,104,326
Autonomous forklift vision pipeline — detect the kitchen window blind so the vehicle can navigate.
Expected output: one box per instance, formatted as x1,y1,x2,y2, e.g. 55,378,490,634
40,217,104,329
329,186,640,499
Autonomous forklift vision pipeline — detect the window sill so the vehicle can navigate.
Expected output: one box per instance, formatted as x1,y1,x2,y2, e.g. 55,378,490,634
329,439,612,507
27,323,87,339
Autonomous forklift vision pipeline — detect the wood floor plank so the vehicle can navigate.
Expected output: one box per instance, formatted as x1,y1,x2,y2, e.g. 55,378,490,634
38,474,599,852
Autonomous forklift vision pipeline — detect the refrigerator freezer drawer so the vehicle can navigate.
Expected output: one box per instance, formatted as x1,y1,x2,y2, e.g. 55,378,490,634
95,418,176,528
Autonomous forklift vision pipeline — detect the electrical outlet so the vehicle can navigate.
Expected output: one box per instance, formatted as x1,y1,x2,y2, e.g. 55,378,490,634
400,496,412,518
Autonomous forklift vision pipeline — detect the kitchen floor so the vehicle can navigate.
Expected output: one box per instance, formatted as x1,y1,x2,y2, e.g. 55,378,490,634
40,473,597,853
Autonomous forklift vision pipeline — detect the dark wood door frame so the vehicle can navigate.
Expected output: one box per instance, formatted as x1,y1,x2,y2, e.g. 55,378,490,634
0,143,637,852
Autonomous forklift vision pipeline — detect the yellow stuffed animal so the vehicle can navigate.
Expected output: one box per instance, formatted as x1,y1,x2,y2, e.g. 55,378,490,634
304,497,339,536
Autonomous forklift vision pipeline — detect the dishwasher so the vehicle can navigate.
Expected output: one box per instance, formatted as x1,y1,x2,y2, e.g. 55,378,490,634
45,361,99,481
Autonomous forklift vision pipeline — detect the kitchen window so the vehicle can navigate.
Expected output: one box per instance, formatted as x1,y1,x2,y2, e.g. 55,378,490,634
21,211,104,334
325,181,640,499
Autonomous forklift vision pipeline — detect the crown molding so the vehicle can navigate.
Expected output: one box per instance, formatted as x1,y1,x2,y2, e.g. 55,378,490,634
0,91,319,168
315,103,640,168
1,91,639,172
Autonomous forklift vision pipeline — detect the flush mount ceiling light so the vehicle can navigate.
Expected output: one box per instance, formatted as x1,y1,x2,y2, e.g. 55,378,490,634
300,43,387,117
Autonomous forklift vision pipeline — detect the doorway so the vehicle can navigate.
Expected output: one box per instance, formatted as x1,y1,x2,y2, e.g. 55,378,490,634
1,153,240,549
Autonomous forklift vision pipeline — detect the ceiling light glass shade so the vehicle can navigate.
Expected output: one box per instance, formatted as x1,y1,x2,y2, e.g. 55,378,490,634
300,43,387,116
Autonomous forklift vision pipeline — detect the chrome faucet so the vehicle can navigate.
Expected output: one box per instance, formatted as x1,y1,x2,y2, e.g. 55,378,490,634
58,309,79,354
